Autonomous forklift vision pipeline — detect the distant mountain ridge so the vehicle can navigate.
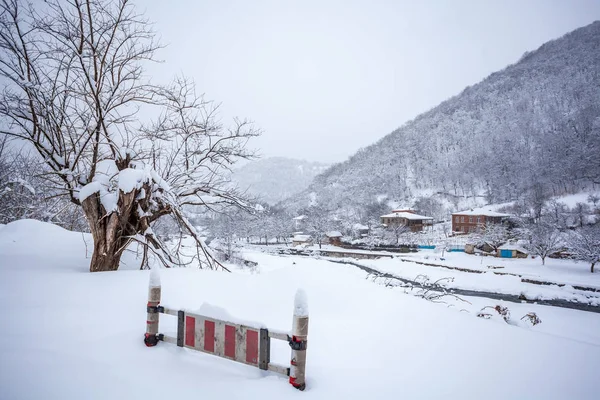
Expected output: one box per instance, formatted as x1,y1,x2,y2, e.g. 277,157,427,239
231,157,329,205
282,21,600,216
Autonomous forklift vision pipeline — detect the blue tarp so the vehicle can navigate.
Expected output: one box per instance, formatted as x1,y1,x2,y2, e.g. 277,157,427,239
500,249,513,258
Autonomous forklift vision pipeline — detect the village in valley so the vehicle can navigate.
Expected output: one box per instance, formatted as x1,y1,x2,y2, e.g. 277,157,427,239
204,192,600,313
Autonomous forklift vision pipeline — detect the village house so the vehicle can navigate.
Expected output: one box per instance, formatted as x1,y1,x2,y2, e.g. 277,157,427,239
292,234,311,247
380,209,433,232
451,208,510,233
497,244,529,259
353,223,369,237
326,231,343,246
292,215,307,231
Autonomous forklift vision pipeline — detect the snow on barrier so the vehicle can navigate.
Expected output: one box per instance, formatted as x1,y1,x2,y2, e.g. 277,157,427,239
143,270,309,390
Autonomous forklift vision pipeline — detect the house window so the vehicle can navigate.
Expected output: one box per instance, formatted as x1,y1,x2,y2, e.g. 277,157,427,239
469,217,473,223
461,216,465,223
477,216,481,223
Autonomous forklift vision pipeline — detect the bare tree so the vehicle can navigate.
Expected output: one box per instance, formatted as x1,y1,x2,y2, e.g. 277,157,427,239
568,227,600,273
543,199,569,229
386,222,410,245
0,0,258,272
303,205,331,249
212,212,238,260
524,223,564,265
474,222,509,253
573,202,590,228
269,207,293,244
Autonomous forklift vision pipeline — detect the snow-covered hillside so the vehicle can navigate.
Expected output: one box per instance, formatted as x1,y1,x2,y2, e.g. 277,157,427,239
1,219,599,399
230,157,328,205
282,21,600,215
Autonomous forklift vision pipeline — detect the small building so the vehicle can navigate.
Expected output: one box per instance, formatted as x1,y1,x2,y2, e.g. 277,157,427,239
292,234,311,247
451,208,510,234
353,223,369,237
465,243,476,254
292,215,307,230
380,209,433,232
326,231,343,246
497,244,528,259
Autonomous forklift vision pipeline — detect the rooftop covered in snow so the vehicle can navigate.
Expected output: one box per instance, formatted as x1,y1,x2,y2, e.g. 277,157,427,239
498,244,529,254
292,234,311,242
452,207,510,217
380,211,433,220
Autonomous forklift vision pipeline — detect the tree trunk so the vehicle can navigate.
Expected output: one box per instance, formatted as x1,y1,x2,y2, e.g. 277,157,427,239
89,235,125,272
82,190,137,272
541,255,546,265
592,263,596,273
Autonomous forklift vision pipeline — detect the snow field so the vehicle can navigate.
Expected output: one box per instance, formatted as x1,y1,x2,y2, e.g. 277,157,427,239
1,220,600,399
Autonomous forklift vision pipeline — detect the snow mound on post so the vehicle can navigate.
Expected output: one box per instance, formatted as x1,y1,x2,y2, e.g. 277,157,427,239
294,288,308,317
149,268,161,287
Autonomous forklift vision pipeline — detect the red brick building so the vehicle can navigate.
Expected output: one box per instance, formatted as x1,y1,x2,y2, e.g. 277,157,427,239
451,208,510,233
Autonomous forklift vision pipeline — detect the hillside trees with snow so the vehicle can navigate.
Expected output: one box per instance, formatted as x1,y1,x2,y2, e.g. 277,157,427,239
0,0,258,272
280,22,600,217
0,137,87,229
413,196,445,222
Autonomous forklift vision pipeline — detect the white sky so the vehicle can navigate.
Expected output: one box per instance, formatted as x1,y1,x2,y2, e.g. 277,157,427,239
141,0,600,163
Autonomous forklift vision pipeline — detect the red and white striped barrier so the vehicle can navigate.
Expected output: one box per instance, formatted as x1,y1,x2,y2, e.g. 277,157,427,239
144,270,309,390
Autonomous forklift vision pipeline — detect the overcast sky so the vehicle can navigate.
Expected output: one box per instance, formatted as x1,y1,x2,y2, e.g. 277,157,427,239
142,0,600,164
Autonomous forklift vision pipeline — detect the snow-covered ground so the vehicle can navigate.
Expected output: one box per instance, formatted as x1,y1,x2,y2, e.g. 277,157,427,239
355,250,600,304
255,242,600,305
396,249,600,286
1,220,600,399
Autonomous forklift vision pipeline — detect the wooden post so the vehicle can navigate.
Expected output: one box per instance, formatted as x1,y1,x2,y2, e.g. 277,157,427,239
258,328,270,370
289,289,309,391
144,269,162,347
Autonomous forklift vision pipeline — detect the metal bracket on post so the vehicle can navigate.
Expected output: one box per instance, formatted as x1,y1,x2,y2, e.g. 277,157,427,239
176,310,185,347
147,305,165,314
288,335,308,351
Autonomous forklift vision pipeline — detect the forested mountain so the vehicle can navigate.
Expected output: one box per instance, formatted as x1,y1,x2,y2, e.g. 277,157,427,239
282,21,600,216
231,157,328,204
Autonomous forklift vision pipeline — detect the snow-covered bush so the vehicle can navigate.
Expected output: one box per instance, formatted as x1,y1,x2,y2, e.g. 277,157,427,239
477,305,542,327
